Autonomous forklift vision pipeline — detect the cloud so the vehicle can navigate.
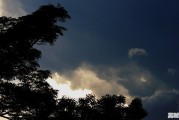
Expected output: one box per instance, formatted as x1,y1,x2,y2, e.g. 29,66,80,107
95,63,163,97
48,63,132,102
47,62,165,103
47,77,92,99
128,48,148,58
47,62,178,120
0,0,26,17
143,89,179,120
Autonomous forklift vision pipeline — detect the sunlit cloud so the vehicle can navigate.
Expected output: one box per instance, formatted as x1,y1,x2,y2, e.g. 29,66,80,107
46,63,164,103
128,48,148,58
0,0,26,17
140,76,147,82
47,77,92,99
47,63,132,102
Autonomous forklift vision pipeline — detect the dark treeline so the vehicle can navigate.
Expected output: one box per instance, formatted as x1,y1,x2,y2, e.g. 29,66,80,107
0,4,147,120
55,94,147,120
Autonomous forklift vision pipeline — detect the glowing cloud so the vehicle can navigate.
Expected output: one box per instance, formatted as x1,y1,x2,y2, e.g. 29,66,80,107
140,77,147,82
47,64,132,103
0,0,26,17
47,77,92,99
128,48,148,58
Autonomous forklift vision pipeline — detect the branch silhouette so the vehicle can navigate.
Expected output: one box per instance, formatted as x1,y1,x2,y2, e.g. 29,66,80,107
0,4,70,119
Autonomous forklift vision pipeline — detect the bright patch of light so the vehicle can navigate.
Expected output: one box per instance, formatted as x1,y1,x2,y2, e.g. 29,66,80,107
0,0,26,17
0,0,3,16
50,68,132,103
140,77,147,82
124,104,129,107
0,117,7,120
46,78,92,99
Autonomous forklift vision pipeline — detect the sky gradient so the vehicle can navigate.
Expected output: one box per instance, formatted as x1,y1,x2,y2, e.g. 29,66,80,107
1,0,179,119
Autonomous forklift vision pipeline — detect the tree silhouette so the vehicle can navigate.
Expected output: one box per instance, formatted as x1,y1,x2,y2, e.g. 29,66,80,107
54,94,148,120
0,4,70,119
126,97,148,120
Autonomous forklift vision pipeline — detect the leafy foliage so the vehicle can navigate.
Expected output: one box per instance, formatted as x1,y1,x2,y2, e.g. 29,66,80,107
0,4,70,119
0,4,70,81
54,94,148,120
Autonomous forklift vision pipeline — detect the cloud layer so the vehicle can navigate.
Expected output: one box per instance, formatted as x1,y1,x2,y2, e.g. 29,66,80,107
47,63,179,119
49,63,132,102
143,89,179,119
48,62,166,102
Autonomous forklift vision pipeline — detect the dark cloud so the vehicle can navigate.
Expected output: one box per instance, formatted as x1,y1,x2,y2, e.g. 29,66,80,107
35,0,179,74
143,89,179,120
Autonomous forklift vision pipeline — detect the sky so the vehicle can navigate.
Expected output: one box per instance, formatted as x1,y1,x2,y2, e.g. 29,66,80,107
1,0,179,119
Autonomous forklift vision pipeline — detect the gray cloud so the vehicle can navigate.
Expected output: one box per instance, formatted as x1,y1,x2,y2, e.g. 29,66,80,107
128,48,148,58
92,63,165,97
143,89,179,120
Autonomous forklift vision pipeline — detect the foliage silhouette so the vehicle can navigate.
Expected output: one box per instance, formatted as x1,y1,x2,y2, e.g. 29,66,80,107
0,3,148,120
0,4,70,119
54,94,148,120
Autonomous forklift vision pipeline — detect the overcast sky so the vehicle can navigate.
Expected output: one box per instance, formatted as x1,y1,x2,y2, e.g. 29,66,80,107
1,0,179,119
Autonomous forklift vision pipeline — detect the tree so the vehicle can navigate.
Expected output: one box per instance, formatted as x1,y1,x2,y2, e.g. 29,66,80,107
0,4,70,119
126,97,148,120
54,94,148,120
0,3,148,120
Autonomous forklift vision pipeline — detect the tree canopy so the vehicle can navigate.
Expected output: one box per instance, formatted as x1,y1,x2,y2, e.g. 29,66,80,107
54,94,148,120
0,4,70,119
0,4,147,120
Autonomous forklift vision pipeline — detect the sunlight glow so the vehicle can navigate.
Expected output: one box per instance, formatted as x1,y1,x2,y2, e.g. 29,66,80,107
0,0,26,18
48,67,132,103
46,77,92,99
140,77,147,82
0,0,3,16
0,118,7,120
